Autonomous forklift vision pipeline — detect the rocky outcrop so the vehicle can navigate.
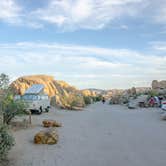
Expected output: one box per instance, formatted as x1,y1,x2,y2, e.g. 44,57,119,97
152,80,166,89
34,129,58,144
10,75,85,109
81,89,97,97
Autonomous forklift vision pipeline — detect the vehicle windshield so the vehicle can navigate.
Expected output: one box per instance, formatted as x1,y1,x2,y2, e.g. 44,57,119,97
22,94,48,100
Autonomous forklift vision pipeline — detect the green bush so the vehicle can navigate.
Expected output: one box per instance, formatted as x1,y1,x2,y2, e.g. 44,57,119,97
69,95,84,109
93,95,102,102
0,125,14,160
2,93,26,125
61,94,85,110
83,96,92,105
147,90,159,99
0,73,26,124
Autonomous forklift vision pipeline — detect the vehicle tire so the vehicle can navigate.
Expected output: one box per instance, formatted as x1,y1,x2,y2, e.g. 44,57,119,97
45,106,50,112
38,106,43,114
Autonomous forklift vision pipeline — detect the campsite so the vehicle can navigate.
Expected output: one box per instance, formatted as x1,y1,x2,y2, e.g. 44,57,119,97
7,103,166,166
0,74,166,166
1,1,166,166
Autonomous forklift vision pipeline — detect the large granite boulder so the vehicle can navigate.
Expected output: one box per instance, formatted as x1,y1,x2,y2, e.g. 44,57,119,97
34,129,59,144
128,95,148,109
43,120,62,127
10,75,85,109
152,80,166,89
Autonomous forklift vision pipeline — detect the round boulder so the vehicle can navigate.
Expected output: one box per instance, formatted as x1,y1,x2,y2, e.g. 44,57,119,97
34,129,59,144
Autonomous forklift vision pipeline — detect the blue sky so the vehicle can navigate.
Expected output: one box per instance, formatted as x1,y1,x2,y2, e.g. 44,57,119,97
0,0,166,89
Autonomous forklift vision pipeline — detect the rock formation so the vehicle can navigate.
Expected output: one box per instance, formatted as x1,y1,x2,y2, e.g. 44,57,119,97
81,89,97,97
10,75,85,109
152,80,166,90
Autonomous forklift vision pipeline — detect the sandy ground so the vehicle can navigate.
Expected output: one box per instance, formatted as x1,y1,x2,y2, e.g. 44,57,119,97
6,102,166,166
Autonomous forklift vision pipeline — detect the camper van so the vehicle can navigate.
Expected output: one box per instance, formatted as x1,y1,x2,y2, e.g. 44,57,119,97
15,84,50,114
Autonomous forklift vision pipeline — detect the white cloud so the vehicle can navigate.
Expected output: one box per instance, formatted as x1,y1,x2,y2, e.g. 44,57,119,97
150,41,166,52
0,0,166,31
153,1,166,24
0,0,21,23
31,0,145,30
0,42,166,88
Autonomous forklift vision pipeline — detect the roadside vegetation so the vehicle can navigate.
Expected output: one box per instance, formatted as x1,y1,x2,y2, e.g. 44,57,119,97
0,73,25,161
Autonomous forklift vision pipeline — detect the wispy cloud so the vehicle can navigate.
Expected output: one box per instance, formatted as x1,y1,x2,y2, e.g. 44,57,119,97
0,0,21,23
149,41,166,52
153,1,166,24
0,0,166,31
0,42,166,88
31,0,146,30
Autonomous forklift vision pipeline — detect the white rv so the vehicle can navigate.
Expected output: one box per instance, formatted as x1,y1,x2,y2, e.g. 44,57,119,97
15,84,50,114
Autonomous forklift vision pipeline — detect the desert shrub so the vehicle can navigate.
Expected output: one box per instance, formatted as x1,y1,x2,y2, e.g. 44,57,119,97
0,73,26,124
109,94,122,104
93,95,102,102
83,96,92,105
69,95,84,109
61,94,85,110
0,125,14,160
2,93,26,124
147,90,159,98
121,97,129,104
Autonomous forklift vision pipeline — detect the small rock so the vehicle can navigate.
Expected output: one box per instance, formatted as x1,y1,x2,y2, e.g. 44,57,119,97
161,112,166,120
43,120,62,127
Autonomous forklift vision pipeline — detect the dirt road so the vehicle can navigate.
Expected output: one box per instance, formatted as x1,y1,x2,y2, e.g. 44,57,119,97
8,102,166,166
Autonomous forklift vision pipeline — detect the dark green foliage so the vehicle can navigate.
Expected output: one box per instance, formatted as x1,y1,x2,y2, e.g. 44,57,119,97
92,95,103,102
0,73,26,124
2,95,26,124
0,125,14,160
83,96,92,105
148,90,159,97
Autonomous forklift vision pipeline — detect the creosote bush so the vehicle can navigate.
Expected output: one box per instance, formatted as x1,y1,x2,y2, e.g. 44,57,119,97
0,125,14,160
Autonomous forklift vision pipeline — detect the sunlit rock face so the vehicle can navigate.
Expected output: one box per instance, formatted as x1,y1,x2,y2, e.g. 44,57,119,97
11,75,85,109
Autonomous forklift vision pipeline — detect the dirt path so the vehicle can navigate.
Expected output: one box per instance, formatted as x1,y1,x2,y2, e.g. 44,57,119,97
8,102,166,166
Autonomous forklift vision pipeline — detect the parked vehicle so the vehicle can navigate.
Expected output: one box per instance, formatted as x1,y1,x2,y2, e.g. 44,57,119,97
15,84,50,114
161,100,166,111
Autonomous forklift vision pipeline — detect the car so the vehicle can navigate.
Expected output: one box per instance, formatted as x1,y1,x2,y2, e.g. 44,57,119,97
161,100,166,111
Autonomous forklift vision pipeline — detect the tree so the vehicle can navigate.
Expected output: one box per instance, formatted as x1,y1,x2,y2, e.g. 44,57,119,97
0,73,25,124
0,74,15,161
0,73,9,90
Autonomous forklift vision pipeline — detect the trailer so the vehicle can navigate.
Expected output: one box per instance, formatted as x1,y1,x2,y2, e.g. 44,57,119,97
15,84,50,114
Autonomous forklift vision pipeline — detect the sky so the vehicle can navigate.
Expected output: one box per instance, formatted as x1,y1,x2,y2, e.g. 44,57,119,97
0,0,166,89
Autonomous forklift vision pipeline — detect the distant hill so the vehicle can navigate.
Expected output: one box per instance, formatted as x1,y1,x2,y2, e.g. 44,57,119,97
81,88,106,96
